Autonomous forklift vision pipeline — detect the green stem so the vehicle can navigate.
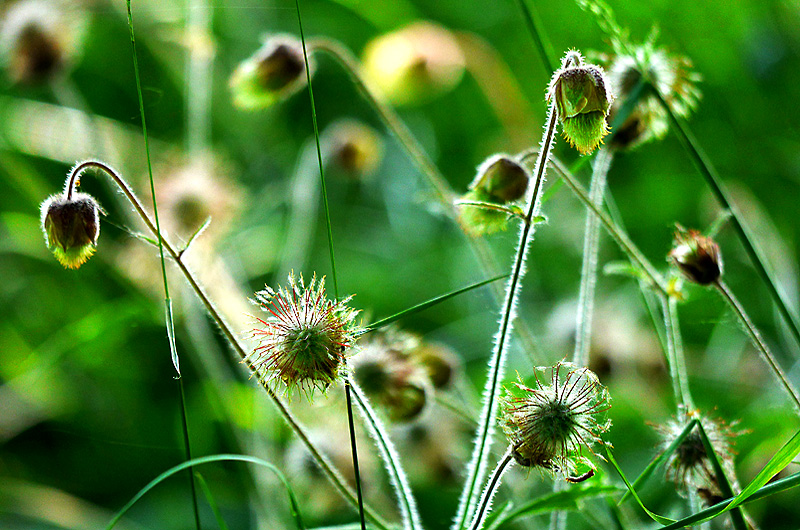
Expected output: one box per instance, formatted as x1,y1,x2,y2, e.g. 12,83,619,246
468,448,515,530
344,382,367,530
514,0,557,73
573,147,613,367
655,89,800,354
125,4,197,528
714,279,800,412
307,37,546,367
660,294,695,410
65,160,391,530
455,98,558,530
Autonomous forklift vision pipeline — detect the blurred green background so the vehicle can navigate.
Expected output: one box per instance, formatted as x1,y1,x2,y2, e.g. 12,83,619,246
1,0,799,529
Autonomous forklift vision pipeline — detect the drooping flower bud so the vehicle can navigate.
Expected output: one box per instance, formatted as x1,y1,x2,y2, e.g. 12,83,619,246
603,41,701,151
247,273,361,397
324,119,384,181
457,154,530,237
548,51,613,155
669,226,722,286
40,189,101,269
500,361,611,479
229,35,309,110
0,0,85,84
362,22,465,106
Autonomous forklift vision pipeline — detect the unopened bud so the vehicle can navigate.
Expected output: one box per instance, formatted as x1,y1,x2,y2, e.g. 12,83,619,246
669,226,722,285
40,191,100,269
548,51,613,155
325,120,384,180
230,35,309,110
470,155,529,203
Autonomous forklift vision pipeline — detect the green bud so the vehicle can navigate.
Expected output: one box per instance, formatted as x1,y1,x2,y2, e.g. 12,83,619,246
325,120,384,181
229,35,309,110
469,155,529,203
549,52,613,155
40,191,100,269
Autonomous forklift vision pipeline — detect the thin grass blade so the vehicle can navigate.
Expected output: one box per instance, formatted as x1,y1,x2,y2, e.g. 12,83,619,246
195,472,231,530
604,446,675,525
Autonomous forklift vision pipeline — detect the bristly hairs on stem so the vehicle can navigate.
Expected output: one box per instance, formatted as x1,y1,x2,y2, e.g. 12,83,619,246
452,51,573,530
125,2,199,527
467,447,515,530
62,159,391,530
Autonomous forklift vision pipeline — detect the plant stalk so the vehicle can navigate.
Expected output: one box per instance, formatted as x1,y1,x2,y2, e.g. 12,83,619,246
468,448,515,530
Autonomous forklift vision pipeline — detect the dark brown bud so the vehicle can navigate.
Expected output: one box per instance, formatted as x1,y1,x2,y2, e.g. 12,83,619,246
669,227,722,285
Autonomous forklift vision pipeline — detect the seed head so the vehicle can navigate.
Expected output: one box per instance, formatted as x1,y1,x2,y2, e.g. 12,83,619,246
229,35,309,110
352,328,431,422
669,226,722,285
548,51,614,155
500,361,611,479
656,410,739,502
248,273,361,397
40,188,101,269
603,41,701,150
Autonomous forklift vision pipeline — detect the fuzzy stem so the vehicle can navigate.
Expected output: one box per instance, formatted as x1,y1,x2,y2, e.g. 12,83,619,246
655,89,800,355
660,294,695,411
307,37,546,367
65,160,391,530
454,97,558,530
573,147,613,367
349,378,422,530
714,280,800,412
468,448,515,530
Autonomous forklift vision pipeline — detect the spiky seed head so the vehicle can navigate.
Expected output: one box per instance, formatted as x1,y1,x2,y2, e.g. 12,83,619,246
548,51,613,155
229,35,309,110
362,21,465,106
40,189,100,269
248,273,361,397
602,41,701,150
500,361,611,479
669,226,722,285
656,410,739,501
352,328,431,422
325,119,384,180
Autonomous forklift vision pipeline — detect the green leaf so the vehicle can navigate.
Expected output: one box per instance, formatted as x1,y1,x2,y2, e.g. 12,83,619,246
179,216,212,257
619,419,697,504
490,483,622,529
695,421,747,530
195,472,230,530
604,446,675,525
362,273,508,334
105,454,306,530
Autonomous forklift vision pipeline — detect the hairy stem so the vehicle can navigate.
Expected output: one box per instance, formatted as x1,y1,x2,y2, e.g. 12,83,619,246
468,448,515,530
660,294,695,411
573,147,613,367
454,97,558,530
715,280,800,412
66,160,391,530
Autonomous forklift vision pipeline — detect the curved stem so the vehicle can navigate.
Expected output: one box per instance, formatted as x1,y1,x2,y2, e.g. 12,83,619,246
573,148,613,367
468,447,515,530
455,100,557,530
66,160,391,530
714,279,800,412
307,37,546,367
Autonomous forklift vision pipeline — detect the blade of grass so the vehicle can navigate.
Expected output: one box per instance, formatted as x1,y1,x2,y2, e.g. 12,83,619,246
654,88,800,353
362,273,509,334
695,421,747,530
619,419,698,504
195,472,231,530
604,446,675,525
105,454,306,530
126,2,199,527
515,0,557,72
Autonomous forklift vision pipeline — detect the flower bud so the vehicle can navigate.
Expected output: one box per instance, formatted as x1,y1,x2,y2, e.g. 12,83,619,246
229,35,309,110
457,154,530,236
362,22,465,106
548,51,613,155
40,191,101,269
324,119,384,181
411,341,461,389
669,226,722,285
